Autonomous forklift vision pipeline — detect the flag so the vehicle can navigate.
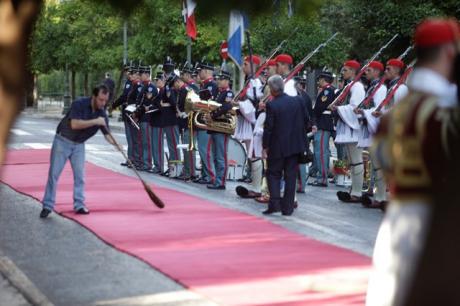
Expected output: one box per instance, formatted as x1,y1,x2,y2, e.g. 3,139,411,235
183,0,197,40
288,0,294,18
227,10,247,68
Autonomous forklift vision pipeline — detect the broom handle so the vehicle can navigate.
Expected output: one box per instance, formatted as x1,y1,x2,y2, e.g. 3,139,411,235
106,131,145,182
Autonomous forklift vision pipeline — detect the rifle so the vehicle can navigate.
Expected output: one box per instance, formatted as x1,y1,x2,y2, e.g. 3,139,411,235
259,32,339,104
357,44,413,109
328,33,399,109
286,32,339,82
233,27,299,102
375,59,416,112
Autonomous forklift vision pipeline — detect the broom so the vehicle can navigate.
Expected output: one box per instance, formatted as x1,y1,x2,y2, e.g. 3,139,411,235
106,131,165,209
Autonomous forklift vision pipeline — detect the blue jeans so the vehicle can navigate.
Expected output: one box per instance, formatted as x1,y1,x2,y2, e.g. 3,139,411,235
42,135,86,211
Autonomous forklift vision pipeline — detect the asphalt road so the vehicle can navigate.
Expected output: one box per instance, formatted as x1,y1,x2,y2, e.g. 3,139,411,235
0,112,383,305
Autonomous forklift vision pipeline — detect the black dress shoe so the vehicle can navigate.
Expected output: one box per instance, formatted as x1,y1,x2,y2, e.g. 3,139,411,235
120,162,128,167
39,208,52,218
282,211,294,216
75,207,90,215
207,184,225,190
195,178,210,185
262,208,280,215
311,181,328,187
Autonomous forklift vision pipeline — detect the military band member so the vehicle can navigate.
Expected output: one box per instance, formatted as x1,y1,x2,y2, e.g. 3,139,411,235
194,61,217,184
311,71,335,187
206,70,233,190
150,72,166,174
366,18,460,306
112,64,135,166
160,66,181,173
129,66,146,170
163,56,175,79
136,66,158,172
172,73,197,180
334,60,366,203
181,63,200,92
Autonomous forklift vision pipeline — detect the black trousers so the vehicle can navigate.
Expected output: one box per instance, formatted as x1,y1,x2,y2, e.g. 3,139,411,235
266,154,298,214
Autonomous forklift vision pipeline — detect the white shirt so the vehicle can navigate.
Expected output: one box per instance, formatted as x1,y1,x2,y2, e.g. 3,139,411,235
393,83,408,105
348,81,366,107
245,78,264,100
284,79,298,97
373,84,387,108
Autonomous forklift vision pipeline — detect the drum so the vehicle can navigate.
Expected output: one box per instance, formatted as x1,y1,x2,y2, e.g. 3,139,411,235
226,137,247,181
168,160,184,178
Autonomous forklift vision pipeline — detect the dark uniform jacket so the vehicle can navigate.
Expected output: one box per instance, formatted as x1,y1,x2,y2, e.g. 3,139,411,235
158,84,178,127
313,84,336,132
112,79,134,120
263,93,307,159
176,84,192,130
297,89,313,130
207,87,233,135
136,81,158,123
186,80,200,93
199,78,218,101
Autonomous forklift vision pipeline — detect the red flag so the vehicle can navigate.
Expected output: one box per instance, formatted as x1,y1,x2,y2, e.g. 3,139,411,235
184,0,197,40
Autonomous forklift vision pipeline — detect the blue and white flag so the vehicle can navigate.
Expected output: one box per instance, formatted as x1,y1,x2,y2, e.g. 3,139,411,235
227,10,247,68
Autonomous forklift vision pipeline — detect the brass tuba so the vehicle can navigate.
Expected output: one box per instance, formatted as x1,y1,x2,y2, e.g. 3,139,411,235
185,89,236,135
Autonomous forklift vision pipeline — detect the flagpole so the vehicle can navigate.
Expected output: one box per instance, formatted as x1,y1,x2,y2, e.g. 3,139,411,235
187,36,192,64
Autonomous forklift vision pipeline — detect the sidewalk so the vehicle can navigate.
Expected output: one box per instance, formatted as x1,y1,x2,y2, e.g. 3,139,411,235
0,251,52,306
0,272,32,306
22,107,125,132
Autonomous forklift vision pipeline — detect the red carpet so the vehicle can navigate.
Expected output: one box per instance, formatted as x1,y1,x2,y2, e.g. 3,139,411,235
2,149,371,305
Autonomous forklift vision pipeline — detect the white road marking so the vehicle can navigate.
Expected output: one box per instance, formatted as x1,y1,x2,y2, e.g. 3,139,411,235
42,129,56,135
10,129,32,136
24,143,51,149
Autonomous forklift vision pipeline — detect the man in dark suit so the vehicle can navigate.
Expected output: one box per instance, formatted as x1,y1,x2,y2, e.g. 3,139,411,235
262,75,307,216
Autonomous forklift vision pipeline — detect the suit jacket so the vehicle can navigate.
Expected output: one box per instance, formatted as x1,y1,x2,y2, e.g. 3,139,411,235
263,93,307,159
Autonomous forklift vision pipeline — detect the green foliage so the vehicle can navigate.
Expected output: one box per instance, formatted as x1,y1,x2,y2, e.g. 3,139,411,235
321,0,460,62
251,14,351,70
31,0,460,94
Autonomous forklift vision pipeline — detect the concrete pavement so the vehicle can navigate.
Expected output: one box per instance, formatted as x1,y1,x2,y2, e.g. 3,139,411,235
0,184,216,306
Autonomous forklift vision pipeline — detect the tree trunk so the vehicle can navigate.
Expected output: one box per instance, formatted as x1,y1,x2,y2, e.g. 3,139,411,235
33,74,38,109
70,70,76,101
83,72,89,96
24,68,35,109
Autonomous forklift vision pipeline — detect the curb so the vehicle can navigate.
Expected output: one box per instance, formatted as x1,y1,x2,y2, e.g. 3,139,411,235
0,254,53,306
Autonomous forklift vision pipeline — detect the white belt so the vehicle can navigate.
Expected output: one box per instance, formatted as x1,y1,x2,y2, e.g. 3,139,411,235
322,110,331,115
161,103,171,107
